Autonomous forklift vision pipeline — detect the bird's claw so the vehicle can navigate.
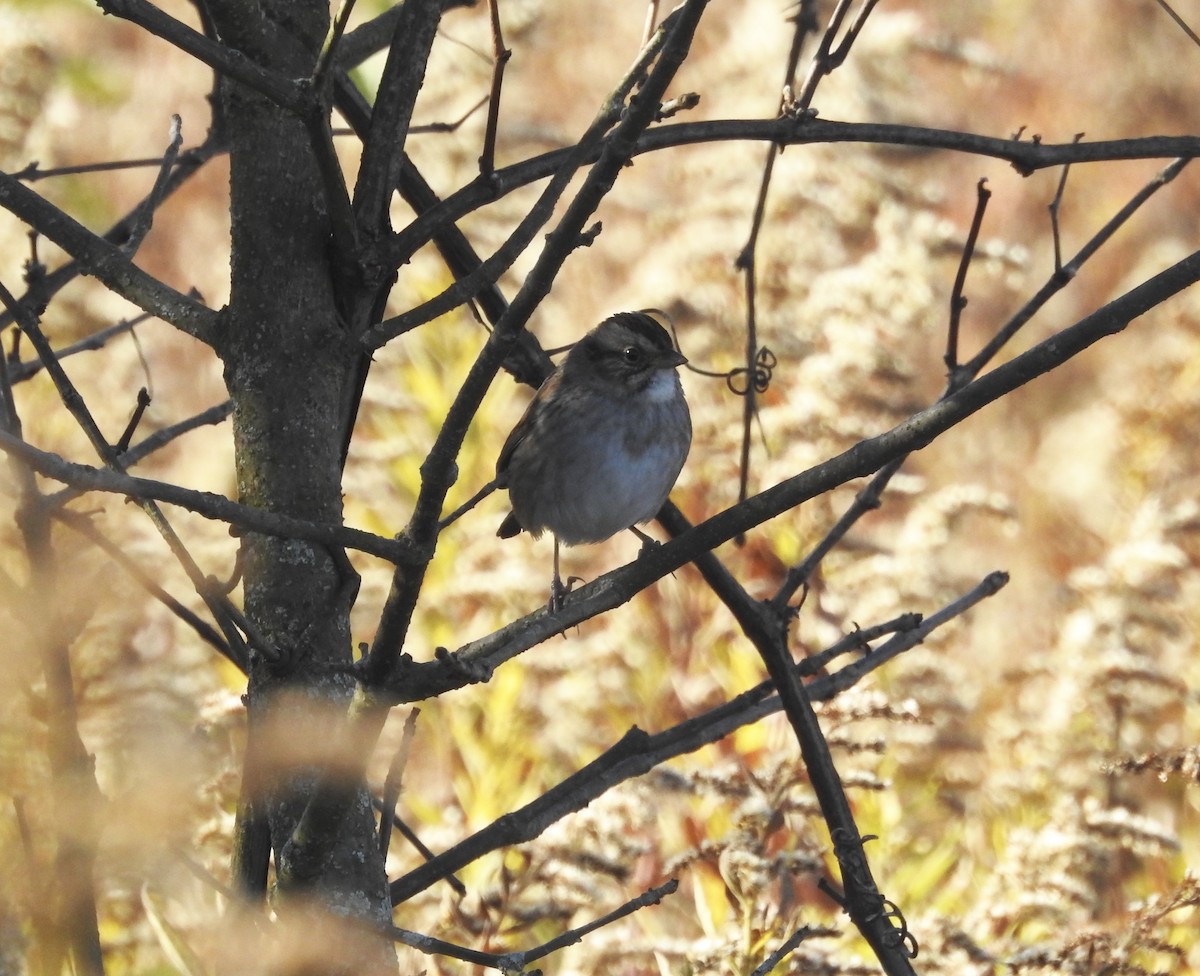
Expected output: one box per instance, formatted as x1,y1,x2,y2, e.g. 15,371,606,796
548,574,583,612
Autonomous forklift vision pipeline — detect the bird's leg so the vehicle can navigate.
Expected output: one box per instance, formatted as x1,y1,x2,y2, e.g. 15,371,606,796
549,535,566,611
629,524,660,556
547,536,584,612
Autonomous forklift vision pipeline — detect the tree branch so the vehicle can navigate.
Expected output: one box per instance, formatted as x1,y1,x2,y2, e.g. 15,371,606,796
0,173,216,341
391,247,1200,687
0,430,416,563
95,0,306,112
389,572,1005,904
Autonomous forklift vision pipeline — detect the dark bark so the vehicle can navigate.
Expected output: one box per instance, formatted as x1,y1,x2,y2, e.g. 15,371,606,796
203,0,392,957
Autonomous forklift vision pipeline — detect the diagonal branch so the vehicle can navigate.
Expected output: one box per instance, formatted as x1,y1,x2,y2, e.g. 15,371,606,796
389,572,1005,905
385,246,1200,694
95,0,306,112
0,173,216,341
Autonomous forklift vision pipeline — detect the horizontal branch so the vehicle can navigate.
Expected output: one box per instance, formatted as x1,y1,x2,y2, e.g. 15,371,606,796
0,431,416,564
385,122,1200,279
638,118,1200,172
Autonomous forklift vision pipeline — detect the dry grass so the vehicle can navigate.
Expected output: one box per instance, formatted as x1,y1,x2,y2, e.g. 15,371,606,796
1,0,1199,973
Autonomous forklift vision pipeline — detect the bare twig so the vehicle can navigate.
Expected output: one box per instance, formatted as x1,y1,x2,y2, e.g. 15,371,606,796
313,0,359,91
945,178,991,373
770,457,902,610
10,157,184,182
378,708,420,861
730,5,817,544
1155,0,1200,48
95,0,305,112
792,0,880,112
963,156,1191,377
7,313,151,384
52,509,241,668
115,388,152,454
640,0,663,47
437,477,498,531
504,880,679,969
371,799,466,895
1048,134,1086,276
122,115,184,255
120,400,234,467
750,925,832,976
367,125,1200,286
478,0,511,177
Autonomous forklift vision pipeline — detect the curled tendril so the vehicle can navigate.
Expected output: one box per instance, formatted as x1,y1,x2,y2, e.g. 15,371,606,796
877,898,919,959
829,828,920,960
688,345,776,396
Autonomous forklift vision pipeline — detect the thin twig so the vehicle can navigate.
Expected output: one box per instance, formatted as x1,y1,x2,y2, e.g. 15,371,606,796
371,798,466,895
1048,133,1085,276
963,156,1191,377
945,177,991,373
96,0,305,111
478,0,511,177
770,457,902,610
10,157,184,182
792,0,875,112
750,925,830,976
313,0,359,91
121,400,234,467
506,879,679,968
1155,0,1200,48
116,388,152,454
730,5,814,543
122,115,183,256
52,509,241,668
378,708,420,860
8,313,150,384
437,478,498,531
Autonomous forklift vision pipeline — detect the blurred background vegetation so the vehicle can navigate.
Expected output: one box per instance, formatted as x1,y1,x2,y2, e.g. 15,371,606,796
1,0,1199,973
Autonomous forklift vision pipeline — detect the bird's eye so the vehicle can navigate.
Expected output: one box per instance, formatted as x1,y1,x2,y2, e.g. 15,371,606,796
622,345,644,365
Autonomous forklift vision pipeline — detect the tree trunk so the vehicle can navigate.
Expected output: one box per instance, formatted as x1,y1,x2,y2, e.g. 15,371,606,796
205,0,393,962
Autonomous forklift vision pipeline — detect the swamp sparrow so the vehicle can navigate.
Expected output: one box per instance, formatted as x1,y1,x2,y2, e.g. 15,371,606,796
497,311,692,607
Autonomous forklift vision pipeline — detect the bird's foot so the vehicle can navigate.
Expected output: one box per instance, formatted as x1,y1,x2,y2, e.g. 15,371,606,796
629,525,660,557
548,573,583,612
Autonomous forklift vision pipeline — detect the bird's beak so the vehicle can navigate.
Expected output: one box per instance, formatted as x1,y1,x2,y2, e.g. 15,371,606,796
660,349,688,369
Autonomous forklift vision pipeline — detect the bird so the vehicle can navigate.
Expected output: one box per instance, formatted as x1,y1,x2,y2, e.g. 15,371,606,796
496,310,692,609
